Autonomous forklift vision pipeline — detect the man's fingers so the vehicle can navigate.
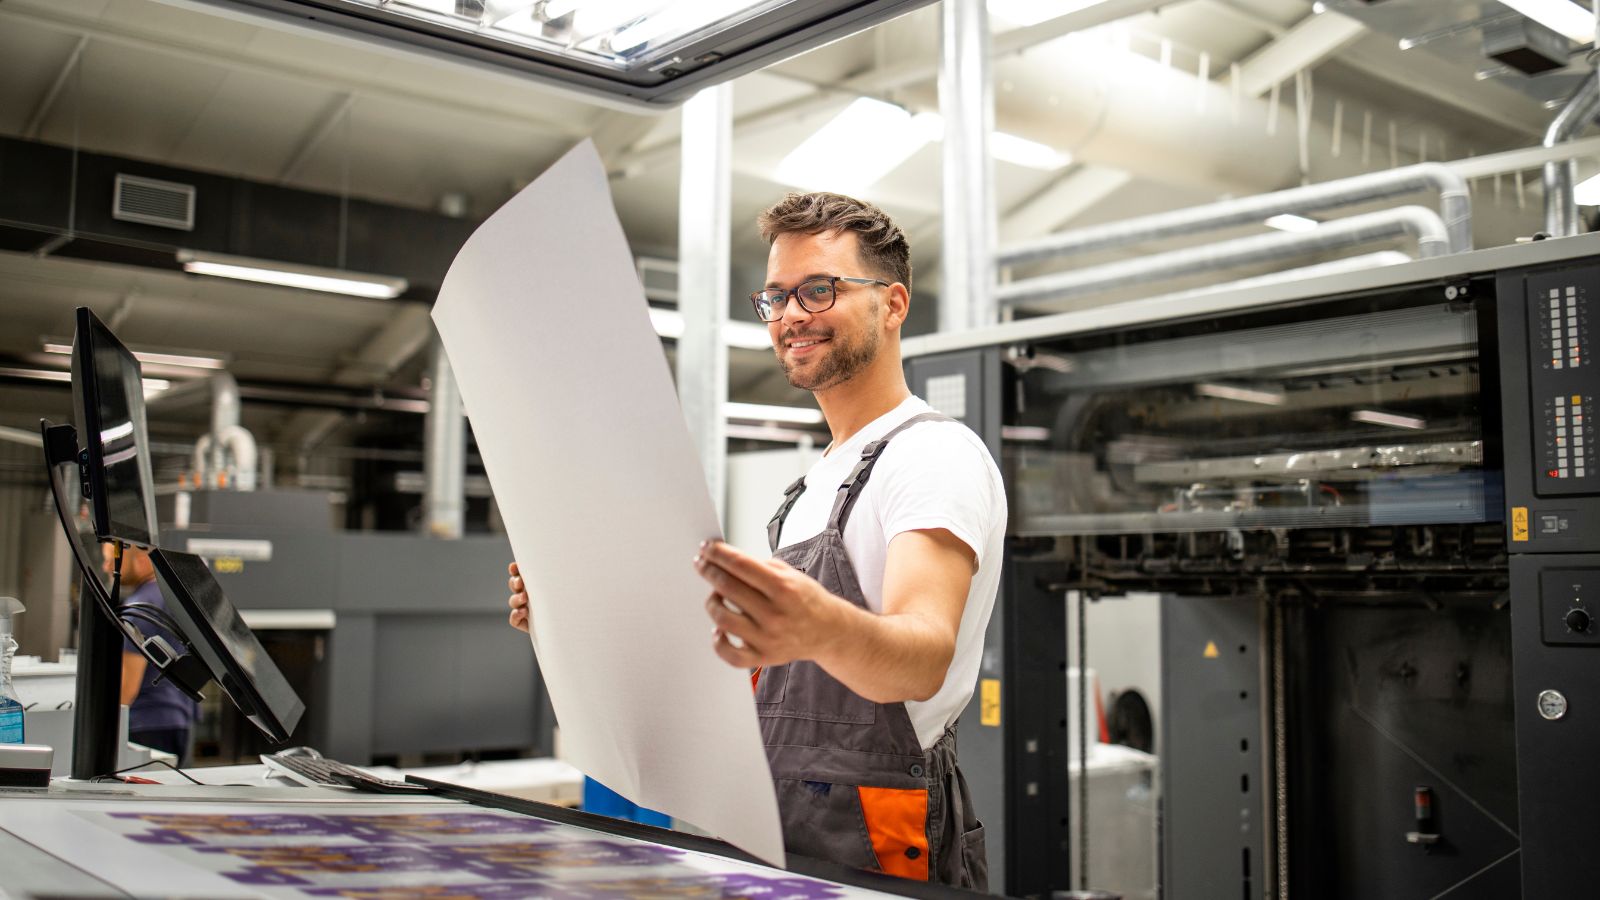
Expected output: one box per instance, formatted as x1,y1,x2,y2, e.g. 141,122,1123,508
508,608,529,634
712,631,759,668
696,554,776,621
705,593,764,643
700,541,788,595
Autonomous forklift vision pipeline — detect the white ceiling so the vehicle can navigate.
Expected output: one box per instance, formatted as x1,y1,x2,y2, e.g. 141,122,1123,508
0,0,1586,453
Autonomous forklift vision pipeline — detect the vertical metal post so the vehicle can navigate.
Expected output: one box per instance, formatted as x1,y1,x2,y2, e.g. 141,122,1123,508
940,0,996,331
678,84,733,522
423,334,465,539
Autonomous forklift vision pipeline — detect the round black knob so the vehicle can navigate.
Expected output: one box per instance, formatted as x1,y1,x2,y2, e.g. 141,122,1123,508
1567,608,1591,633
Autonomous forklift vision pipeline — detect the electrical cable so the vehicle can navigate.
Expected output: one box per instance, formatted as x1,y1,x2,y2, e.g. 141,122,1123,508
92,758,203,786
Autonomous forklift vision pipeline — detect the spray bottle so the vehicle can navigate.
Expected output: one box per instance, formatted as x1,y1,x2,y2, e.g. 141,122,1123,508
0,597,25,744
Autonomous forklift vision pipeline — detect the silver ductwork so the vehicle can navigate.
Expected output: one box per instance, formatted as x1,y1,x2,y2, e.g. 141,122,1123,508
998,162,1472,268
1543,70,1600,238
422,336,465,540
189,371,258,490
997,206,1449,312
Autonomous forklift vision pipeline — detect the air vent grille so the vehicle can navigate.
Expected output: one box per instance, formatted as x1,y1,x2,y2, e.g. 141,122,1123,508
112,173,195,231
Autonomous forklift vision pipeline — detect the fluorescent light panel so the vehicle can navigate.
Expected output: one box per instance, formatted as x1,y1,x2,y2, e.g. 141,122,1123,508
1195,383,1287,406
177,250,407,299
1265,213,1319,233
725,401,824,425
1351,409,1427,430
1497,0,1595,43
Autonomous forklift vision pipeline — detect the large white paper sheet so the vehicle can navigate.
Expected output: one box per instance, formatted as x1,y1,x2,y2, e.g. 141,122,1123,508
430,141,782,866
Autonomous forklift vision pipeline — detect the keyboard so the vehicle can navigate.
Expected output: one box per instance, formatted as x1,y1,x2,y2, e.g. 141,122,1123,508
261,751,430,794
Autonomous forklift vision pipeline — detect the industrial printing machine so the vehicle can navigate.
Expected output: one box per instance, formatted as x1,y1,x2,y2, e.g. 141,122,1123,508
902,232,1600,899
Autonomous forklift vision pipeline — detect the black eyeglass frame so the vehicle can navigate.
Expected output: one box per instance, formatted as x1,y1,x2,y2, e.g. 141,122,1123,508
749,275,891,323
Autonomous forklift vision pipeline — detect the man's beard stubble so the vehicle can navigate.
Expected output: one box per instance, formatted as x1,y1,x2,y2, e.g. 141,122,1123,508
776,305,882,392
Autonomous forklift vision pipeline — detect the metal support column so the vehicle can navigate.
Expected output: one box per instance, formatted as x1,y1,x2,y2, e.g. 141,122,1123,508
940,0,996,332
422,334,465,539
677,84,733,522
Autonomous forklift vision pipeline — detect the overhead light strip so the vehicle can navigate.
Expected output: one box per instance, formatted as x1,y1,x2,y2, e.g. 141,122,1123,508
176,250,408,300
41,341,228,370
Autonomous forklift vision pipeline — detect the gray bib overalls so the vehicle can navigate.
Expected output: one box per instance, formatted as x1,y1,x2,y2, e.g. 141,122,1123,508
760,411,988,890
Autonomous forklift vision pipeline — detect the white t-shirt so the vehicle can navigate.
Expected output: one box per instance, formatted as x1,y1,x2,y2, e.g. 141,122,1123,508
774,395,1007,750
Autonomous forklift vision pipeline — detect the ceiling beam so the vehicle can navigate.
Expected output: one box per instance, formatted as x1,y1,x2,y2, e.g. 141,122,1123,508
277,92,356,184
1235,10,1366,97
999,166,1134,246
1337,34,1551,137
24,35,88,139
272,302,436,445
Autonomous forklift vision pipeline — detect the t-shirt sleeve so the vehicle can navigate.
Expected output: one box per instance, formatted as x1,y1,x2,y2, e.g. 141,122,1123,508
874,428,1000,567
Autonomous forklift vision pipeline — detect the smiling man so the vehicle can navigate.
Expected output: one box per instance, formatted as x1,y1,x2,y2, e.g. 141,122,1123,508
508,192,1003,888
694,192,1005,888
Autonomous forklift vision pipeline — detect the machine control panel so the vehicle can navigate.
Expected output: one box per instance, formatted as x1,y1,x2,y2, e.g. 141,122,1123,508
1540,568,1600,646
1529,272,1600,496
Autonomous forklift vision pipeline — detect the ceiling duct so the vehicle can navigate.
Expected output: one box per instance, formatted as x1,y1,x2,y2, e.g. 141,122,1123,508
1543,70,1600,238
0,136,474,298
112,173,196,231
1483,17,1572,75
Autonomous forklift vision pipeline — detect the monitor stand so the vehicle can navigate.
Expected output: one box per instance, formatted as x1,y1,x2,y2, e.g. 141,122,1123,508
70,576,123,780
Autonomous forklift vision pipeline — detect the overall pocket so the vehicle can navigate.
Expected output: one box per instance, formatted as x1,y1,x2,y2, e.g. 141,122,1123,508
774,778,880,871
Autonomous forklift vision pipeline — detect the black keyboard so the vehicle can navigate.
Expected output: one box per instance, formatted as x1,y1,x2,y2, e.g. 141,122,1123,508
261,752,430,794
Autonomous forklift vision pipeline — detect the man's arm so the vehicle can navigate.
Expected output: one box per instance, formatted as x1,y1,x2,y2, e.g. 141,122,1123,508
696,529,974,704
120,652,146,707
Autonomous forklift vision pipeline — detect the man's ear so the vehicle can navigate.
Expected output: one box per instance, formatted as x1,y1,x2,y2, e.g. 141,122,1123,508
885,283,910,330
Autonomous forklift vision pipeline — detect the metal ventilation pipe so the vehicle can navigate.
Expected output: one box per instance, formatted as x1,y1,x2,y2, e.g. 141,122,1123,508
998,162,1472,267
1544,69,1600,238
997,206,1449,311
189,371,258,490
422,335,464,539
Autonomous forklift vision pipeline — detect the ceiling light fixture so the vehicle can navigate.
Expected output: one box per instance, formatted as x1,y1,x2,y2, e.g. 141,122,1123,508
176,250,408,299
724,402,825,425
1575,171,1600,206
1496,0,1595,43
646,307,773,351
41,341,228,370
1264,213,1320,233
1196,383,1288,406
777,98,935,194
1352,409,1427,430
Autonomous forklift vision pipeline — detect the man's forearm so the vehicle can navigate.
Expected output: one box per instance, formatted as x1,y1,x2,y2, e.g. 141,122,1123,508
812,602,956,704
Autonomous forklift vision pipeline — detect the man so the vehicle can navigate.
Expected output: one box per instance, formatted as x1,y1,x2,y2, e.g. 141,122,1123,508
106,544,200,764
509,193,1004,889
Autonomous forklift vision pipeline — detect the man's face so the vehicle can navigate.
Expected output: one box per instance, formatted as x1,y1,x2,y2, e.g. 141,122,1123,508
764,230,886,392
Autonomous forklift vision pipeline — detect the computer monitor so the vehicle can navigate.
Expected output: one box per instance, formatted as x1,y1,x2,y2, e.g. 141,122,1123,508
150,550,304,744
40,306,305,774
71,306,160,548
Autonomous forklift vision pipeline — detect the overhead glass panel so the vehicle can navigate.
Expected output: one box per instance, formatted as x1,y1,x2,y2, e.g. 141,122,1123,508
188,0,936,108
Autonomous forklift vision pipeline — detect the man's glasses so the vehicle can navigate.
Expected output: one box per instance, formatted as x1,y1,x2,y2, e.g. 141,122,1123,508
749,275,889,323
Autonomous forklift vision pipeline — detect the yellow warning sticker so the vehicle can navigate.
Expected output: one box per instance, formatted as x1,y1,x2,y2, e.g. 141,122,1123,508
1203,641,1220,658
980,679,1001,727
214,557,245,574
1512,507,1529,542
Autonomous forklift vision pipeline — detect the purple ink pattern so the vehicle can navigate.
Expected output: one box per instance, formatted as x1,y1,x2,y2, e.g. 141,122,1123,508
107,811,553,846
300,873,845,899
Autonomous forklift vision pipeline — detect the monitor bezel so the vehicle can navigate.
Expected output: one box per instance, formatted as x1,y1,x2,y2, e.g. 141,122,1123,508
148,548,305,745
71,307,160,548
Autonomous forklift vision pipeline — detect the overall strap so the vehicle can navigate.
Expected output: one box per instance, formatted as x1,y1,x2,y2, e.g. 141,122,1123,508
827,412,954,532
767,476,808,552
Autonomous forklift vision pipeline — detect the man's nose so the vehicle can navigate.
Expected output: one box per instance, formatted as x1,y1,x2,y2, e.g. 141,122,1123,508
778,293,814,327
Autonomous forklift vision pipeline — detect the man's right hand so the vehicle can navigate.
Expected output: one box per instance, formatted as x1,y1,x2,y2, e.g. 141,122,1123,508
507,561,531,634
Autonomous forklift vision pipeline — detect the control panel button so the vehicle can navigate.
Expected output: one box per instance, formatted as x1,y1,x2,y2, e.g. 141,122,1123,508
1567,608,1592,633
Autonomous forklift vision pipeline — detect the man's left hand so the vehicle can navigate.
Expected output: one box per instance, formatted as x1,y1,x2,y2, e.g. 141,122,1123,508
694,540,851,669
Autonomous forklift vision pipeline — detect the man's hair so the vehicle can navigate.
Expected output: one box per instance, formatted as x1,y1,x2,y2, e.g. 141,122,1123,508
757,192,911,294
